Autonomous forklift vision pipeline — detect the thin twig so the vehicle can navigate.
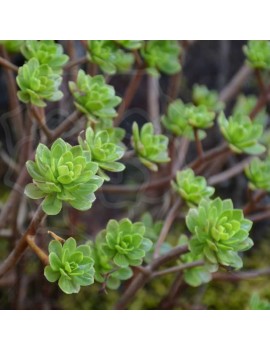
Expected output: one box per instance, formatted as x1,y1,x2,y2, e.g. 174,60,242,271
152,260,204,278
218,64,252,103
116,244,189,309
0,56,18,72
193,128,203,159
153,198,182,258
25,235,49,266
115,68,144,125
208,157,251,186
213,267,270,281
0,205,46,278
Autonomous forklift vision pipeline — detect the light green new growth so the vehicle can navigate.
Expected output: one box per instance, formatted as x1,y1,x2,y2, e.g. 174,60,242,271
178,235,211,287
218,112,266,155
101,218,152,267
186,198,253,272
141,40,181,76
79,126,125,181
69,69,122,122
21,40,69,74
44,238,95,294
16,58,63,107
243,40,270,70
161,99,207,140
192,84,224,112
172,169,215,206
24,138,103,215
132,122,170,171
245,157,270,191
87,40,134,74
0,40,25,53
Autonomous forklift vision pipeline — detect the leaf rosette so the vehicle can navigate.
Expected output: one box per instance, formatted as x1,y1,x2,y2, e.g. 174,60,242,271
24,138,103,215
44,238,95,294
186,198,253,271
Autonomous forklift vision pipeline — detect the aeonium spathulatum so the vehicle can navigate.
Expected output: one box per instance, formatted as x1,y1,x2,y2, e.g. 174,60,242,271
132,122,170,171
89,236,133,290
79,126,125,181
172,168,215,207
44,238,95,294
69,69,122,122
16,58,63,107
218,112,266,155
245,157,270,191
24,138,103,215
186,198,253,272
101,218,153,267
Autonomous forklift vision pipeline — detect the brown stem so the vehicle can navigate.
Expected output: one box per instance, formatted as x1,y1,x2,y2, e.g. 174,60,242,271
193,128,203,159
249,90,270,120
64,56,88,70
254,69,266,94
153,198,182,258
25,235,49,266
213,267,270,281
189,143,230,172
243,190,267,215
0,206,46,278
0,56,18,72
115,69,144,125
248,209,270,222
52,111,82,140
219,64,252,103
152,260,204,278
208,157,251,185
29,105,53,140
116,244,189,309
147,75,161,133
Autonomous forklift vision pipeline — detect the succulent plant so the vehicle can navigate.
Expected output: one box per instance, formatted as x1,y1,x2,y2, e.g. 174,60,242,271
87,40,134,74
186,105,216,129
243,40,270,70
89,237,133,290
218,112,266,155
186,198,253,271
192,84,224,112
172,169,215,206
79,126,125,180
249,293,270,310
16,58,63,107
24,138,103,215
101,218,152,267
21,40,69,74
0,40,24,53
44,238,95,294
69,69,122,122
233,94,267,127
178,235,211,287
116,40,143,50
132,122,170,171
245,157,270,191
161,100,205,140
140,40,181,76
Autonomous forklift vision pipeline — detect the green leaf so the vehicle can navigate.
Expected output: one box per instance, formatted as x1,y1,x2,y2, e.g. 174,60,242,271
24,183,44,199
42,194,62,215
58,275,80,294
44,266,60,282
113,253,129,267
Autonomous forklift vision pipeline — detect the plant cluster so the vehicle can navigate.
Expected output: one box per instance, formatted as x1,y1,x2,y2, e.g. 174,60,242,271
69,69,122,122
1,40,269,309
132,122,170,171
24,138,103,215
